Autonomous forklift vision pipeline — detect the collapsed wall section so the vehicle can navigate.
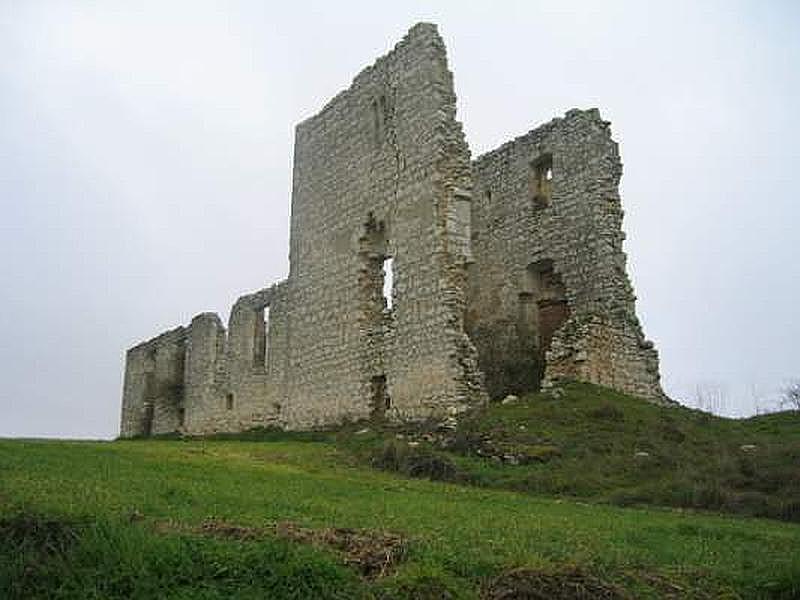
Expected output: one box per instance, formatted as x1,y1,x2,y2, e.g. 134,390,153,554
120,327,187,437
119,283,289,438
281,22,485,427
212,284,287,432
468,108,665,402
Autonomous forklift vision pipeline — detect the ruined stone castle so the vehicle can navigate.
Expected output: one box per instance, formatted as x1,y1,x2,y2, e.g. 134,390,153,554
120,23,665,437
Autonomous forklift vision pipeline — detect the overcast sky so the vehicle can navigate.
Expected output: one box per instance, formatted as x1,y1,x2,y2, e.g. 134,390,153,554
1,1,798,438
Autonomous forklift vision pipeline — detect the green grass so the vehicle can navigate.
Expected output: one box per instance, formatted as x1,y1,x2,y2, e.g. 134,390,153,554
339,383,800,522
1,383,799,598
460,384,800,520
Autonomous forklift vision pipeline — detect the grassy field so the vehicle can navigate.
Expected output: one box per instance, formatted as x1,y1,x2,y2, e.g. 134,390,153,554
1,384,799,598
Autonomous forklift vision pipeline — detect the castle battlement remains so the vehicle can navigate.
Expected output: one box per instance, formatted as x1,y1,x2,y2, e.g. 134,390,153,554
120,23,665,437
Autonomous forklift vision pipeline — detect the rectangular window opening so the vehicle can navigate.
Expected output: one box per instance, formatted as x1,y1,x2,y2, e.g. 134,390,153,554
253,306,269,369
531,154,554,209
263,307,270,367
382,257,394,310
226,393,234,410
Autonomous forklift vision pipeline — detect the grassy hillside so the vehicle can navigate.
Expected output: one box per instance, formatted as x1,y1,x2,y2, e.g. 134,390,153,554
1,384,799,598
338,383,800,522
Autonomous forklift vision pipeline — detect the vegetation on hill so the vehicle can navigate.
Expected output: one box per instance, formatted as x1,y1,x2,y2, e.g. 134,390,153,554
1,383,799,598
339,383,800,523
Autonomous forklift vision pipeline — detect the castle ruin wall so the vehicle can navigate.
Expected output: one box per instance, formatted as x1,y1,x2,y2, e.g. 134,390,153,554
468,109,664,401
120,23,667,438
120,23,487,437
279,22,485,427
120,326,187,437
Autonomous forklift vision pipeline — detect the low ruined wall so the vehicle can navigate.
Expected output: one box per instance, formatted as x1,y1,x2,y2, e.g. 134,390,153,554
544,314,664,401
120,283,289,437
120,327,187,437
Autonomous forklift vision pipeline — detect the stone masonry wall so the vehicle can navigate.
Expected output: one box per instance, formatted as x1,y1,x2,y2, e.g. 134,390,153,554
120,23,487,437
281,22,485,427
120,24,667,438
468,109,665,401
120,326,187,436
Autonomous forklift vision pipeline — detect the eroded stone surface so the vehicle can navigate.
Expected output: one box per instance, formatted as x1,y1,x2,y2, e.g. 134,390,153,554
469,109,665,402
120,23,665,438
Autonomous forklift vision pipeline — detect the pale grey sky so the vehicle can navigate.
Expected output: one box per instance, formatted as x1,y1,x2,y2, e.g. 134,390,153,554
1,1,798,438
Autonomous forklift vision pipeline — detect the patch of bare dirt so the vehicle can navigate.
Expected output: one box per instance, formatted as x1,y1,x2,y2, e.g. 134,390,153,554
274,520,407,578
482,567,626,600
189,518,407,578
196,519,267,541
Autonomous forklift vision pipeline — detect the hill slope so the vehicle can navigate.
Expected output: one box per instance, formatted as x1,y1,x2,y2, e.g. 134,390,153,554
335,383,800,523
2,384,800,599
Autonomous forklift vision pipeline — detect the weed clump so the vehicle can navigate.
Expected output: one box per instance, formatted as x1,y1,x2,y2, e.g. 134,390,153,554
0,514,85,599
371,441,460,481
0,514,82,558
275,521,407,578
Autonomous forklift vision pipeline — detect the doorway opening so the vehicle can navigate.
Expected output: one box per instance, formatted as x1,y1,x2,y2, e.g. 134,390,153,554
370,374,390,417
519,259,570,383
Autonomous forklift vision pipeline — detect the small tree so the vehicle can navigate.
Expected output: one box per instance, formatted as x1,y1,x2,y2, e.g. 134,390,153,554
782,380,800,411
